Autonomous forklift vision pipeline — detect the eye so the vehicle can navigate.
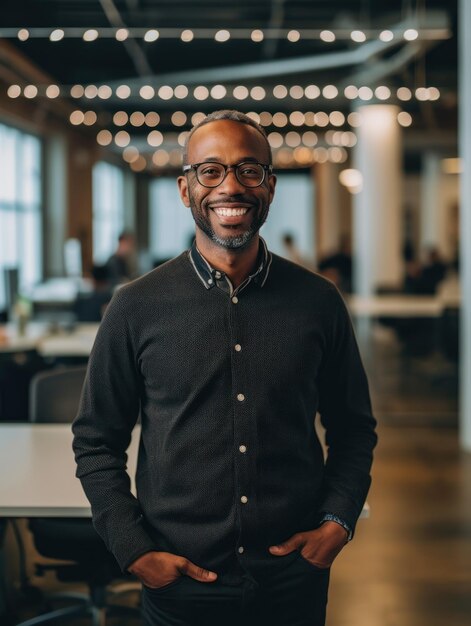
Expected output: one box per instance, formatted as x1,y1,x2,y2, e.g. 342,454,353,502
239,164,261,177
199,164,223,178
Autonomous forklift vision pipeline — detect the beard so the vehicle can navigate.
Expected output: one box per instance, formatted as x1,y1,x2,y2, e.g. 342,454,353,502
188,189,270,251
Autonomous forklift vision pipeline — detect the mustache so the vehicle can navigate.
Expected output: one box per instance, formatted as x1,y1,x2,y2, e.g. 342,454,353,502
207,195,258,208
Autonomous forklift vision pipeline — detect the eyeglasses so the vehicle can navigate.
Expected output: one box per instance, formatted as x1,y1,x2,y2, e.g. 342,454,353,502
182,161,273,188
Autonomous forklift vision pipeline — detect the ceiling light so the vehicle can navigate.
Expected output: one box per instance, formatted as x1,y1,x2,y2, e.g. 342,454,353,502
83,111,97,126
247,112,261,124
314,112,329,126
46,84,60,98
178,131,189,146
315,147,328,164
276,148,294,166
397,111,412,127
287,30,300,42
415,87,429,101
130,111,145,126
330,111,345,126
304,112,316,126
302,131,318,146
251,30,264,42
404,29,419,41
273,85,288,99
115,131,131,147
24,85,38,98
339,168,363,193
250,86,266,100
194,85,209,100
172,111,187,126
320,30,335,43
233,85,249,100
358,86,373,100
428,87,440,101
98,85,112,99
322,84,338,99
145,112,160,126
272,112,288,127
158,85,174,100
49,29,64,42
152,150,169,167
397,87,412,101
375,85,391,100
7,85,21,98
70,84,84,98
259,112,273,126
351,30,366,42
131,156,147,172
17,29,30,41
181,29,194,42
344,85,358,99
144,29,159,42
123,146,140,164
116,84,131,99
347,112,362,127
268,132,283,148
116,28,129,41
83,29,99,42
215,30,230,42
113,111,129,126
174,84,189,99
148,130,163,147
289,111,305,126
294,147,313,165
96,130,112,146
140,85,155,99
305,85,320,99
379,30,394,42
191,112,206,125
84,85,98,98
69,110,84,125
210,84,227,99
289,85,304,99
286,131,301,147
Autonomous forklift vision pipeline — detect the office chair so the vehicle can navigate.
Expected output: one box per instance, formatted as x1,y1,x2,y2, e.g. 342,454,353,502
16,366,141,626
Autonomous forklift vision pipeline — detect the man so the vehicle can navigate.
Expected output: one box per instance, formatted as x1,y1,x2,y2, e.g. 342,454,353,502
72,110,377,626
105,231,137,286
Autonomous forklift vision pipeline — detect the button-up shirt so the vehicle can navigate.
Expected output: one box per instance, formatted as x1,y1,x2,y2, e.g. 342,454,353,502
72,240,377,583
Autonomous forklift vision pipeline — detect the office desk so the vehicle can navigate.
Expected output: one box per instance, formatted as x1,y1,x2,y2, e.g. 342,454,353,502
0,424,139,518
0,423,368,519
0,324,99,358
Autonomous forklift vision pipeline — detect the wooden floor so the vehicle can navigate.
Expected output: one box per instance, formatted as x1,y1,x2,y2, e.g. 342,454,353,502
7,323,471,625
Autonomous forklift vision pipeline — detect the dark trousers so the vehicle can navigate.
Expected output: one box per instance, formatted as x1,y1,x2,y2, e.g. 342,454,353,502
142,552,330,626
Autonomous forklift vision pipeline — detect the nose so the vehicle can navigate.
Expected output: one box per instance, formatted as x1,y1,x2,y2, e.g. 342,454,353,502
217,166,246,194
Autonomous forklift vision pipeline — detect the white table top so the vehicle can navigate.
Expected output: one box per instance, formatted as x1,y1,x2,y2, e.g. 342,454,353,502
0,424,139,517
346,295,447,317
0,323,99,357
0,423,368,520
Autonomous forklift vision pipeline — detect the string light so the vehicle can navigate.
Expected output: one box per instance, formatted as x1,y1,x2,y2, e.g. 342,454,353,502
397,111,413,127
289,85,304,99
17,29,29,41
397,87,412,101
404,29,419,41
140,85,155,99
286,131,301,147
289,111,305,126
83,29,99,42
375,85,391,100
215,30,230,42
131,156,147,172
302,131,318,146
273,85,288,99
49,29,64,42
322,85,338,99
181,29,194,42
351,30,366,42
158,85,174,100
320,30,335,42
116,85,131,99
123,146,140,163
174,84,189,99
24,85,38,98
210,84,227,99
144,29,159,42
251,30,264,42
268,132,284,148
172,111,187,126
194,85,209,100
250,86,266,101
115,130,130,147
115,28,129,41
7,85,21,98
379,30,394,42
287,30,300,42
96,130,112,146
84,85,98,98
233,85,249,100
98,85,112,99
305,85,320,99
130,111,146,126
113,111,128,126
70,110,85,125
145,112,160,126
152,150,169,166
83,111,97,126
148,130,164,147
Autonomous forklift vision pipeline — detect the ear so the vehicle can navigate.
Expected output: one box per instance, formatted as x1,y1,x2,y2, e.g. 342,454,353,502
177,175,191,208
267,173,277,205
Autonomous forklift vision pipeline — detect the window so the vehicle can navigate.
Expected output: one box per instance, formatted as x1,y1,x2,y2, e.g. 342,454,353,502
92,162,126,263
149,177,195,263
0,123,42,311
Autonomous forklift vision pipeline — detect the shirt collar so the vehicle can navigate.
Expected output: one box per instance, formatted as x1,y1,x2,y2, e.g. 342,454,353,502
188,237,272,291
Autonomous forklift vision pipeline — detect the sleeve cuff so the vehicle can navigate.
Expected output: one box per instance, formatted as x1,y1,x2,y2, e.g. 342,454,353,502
319,513,353,542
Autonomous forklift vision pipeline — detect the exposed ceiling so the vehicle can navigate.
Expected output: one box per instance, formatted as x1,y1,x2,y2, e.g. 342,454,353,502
0,0,459,170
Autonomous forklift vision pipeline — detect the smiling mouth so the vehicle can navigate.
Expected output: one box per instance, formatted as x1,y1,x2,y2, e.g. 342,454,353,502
213,207,249,217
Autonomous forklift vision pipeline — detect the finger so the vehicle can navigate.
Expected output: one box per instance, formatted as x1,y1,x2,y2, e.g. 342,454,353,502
180,559,217,582
269,533,304,555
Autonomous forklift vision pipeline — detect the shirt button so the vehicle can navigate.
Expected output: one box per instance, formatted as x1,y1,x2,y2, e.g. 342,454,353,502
232,296,239,304
241,496,248,504
237,393,245,402
238,546,244,554
239,445,247,453
235,344,242,352
207,278,213,285
215,271,222,279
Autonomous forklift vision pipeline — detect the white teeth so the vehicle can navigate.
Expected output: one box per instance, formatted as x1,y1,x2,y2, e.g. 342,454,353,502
214,207,248,217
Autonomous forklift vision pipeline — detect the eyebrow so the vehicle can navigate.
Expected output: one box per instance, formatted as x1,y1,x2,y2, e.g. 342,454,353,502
198,156,260,163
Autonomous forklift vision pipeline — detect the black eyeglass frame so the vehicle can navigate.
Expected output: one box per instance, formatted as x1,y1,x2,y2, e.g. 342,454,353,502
182,161,273,188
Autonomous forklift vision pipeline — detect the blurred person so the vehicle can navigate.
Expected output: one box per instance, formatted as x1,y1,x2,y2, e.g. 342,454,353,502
74,265,113,322
281,232,306,267
317,238,353,293
105,231,137,286
73,110,377,626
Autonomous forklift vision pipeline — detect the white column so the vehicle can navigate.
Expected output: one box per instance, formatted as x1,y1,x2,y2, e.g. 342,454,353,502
353,105,403,295
459,0,471,451
316,162,341,260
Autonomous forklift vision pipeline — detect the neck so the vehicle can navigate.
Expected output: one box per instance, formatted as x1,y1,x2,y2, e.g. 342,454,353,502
195,231,260,288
